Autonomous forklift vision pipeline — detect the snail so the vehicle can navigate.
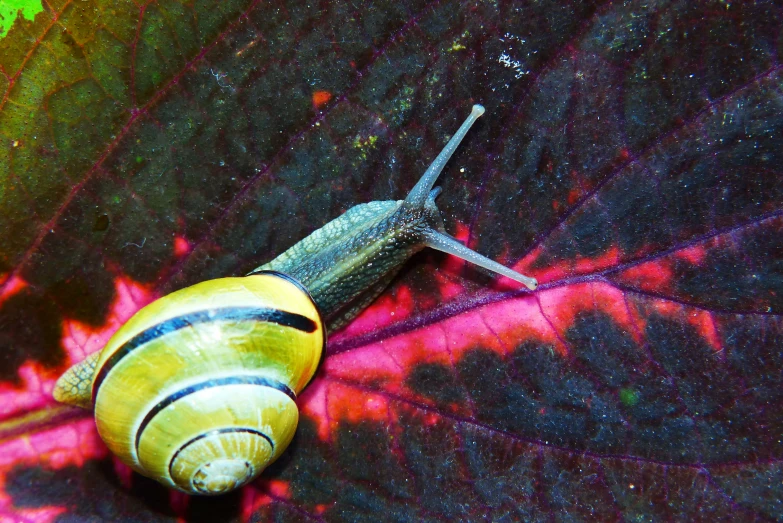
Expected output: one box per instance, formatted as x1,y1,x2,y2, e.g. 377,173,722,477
53,104,537,495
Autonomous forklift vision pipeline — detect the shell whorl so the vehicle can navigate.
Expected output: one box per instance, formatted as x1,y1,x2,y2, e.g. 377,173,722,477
134,378,298,494
86,272,323,495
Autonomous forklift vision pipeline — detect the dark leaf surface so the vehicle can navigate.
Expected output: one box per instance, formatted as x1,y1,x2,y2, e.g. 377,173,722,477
0,0,781,521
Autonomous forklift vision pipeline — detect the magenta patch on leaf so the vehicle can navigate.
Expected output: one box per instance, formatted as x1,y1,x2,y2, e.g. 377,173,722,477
300,379,395,441
0,275,27,306
174,236,192,257
645,301,723,352
241,479,291,519
1,506,66,523
329,292,550,384
537,282,639,354
432,268,472,301
0,418,107,521
334,284,415,339
525,245,624,284
674,244,708,265
616,259,675,290
168,490,190,518
0,362,56,420
301,279,717,442
60,276,154,364
0,420,105,522
302,292,564,439
0,419,106,472
112,457,134,491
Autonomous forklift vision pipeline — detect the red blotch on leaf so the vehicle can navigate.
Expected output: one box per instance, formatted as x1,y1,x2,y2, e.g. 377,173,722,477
300,380,394,441
422,412,440,426
575,246,621,274
312,90,332,110
617,259,675,291
538,282,641,355
0,361,58,420
61,276,154,366
113,458,134,491
241,479,291,519
3,506,66,523
335,285,415,339
647,301,723,352
617,243,708,295
331,292,550,387
530,245,622,284
0,275,27,307
675,244,707,265
0,420,106,522
687,309,722,352
168,490,190,518
304,290,577,440
0,420,107,471
174,236,192,257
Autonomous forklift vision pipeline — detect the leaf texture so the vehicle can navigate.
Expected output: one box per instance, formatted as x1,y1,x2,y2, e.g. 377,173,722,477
0,0,781,521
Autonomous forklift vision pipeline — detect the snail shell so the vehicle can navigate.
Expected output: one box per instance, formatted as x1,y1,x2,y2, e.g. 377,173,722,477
55,272,323,495
54,104,537,495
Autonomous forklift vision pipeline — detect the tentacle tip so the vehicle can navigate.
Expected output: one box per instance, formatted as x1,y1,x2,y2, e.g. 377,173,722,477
472,104,485,117
526,278,538,291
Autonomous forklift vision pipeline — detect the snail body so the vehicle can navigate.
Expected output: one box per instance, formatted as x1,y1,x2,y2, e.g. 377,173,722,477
54,104,537,495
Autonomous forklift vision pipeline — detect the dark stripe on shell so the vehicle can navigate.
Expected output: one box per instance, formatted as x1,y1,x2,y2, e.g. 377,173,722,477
92,306,316,401
250,270,327,347
167,427,273,487
134,375,295,453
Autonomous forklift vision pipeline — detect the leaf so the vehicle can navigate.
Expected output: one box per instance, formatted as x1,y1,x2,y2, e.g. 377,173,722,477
0,0,781,521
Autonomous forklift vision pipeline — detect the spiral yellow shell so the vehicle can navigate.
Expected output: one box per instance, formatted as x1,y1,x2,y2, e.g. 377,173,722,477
55,271,323,495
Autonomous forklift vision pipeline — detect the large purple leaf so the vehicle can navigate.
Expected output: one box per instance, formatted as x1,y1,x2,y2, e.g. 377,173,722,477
0,0,781,521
